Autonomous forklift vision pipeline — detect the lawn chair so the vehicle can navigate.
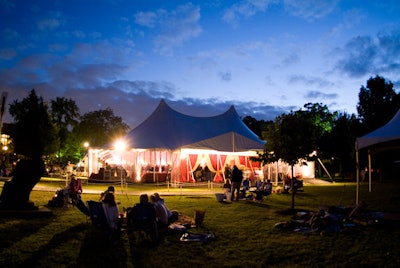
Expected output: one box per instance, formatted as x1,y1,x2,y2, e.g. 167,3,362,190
87,201,109,231
126,203,158,242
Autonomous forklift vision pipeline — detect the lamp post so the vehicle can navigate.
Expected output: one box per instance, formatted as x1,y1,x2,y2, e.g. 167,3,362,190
114,140,126,192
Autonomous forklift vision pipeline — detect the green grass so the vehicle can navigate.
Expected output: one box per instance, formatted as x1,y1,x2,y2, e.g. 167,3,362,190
1,180,400,267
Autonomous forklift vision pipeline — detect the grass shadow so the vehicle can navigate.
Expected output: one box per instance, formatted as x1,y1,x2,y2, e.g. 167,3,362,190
16,223,87,267
77,227,128,267
0,218,52,252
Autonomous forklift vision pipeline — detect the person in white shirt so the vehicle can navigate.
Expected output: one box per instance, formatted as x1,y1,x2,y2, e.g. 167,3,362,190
102,192,120,231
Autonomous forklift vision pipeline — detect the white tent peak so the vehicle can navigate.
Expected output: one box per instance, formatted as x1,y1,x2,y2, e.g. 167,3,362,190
125,99,266,151
357,109,400,150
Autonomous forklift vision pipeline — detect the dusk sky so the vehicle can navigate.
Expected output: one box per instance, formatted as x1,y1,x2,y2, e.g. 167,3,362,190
1,0,400,129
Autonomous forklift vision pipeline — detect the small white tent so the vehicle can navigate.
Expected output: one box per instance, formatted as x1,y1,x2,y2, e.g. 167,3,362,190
355,109,400,204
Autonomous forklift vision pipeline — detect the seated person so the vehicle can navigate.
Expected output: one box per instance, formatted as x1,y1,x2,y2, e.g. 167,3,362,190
127,194,156,229
150,194,169,229
154,192,178,223
69,174,82,204
102,192,120,231
241,177,250,198
100,185,115,201
261,179,272,195
223,179,232,201
253,179,272,202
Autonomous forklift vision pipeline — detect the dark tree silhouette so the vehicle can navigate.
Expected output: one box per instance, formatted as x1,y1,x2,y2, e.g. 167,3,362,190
0,89,57,210
357,75,400,134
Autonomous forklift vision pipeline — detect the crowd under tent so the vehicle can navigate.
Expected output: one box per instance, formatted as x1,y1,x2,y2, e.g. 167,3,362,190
355,109,400,204
87,100,267,183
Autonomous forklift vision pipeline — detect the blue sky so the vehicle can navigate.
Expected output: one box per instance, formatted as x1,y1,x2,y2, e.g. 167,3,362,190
1,0,400,128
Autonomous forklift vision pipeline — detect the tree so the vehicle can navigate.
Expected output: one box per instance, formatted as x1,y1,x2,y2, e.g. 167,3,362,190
73,108,130,148
320,112,360,179
262,110,316,210
49,97,80,165
357,75,400,134
0,89,57,210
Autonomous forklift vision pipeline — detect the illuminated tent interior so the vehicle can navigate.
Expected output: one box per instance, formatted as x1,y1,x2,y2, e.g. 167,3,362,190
87,100,266,183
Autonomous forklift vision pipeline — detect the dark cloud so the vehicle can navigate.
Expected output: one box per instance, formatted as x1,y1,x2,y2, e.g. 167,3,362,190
1,82,291,129
304,90,337,100
288,74,334,88
218,71,232,82
335,31,400,78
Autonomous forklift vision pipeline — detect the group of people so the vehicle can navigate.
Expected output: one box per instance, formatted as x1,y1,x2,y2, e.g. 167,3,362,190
98,187,178,233
223,163,248,201
224,162,273,202
127,193,178,230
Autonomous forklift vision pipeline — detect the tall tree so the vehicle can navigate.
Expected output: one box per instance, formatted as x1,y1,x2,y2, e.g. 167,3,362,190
320,112,360,179
357,75,400,134
73,108,130,148
9,90,57,157
262,110,316,210
0,89,57,210
50,97,80,165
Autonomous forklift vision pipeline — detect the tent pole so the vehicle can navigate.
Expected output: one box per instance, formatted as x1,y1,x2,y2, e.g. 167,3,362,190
153,150,156,183
368,150,371,192
219,154,225,181
355,141,359,205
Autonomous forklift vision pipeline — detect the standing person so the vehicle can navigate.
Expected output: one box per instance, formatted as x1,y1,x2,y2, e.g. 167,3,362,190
102,192,120,231
231,164,243,201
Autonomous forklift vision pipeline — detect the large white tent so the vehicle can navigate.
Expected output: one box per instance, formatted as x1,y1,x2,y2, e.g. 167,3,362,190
125,99,266,152
355,109,400,203
88,100,266,183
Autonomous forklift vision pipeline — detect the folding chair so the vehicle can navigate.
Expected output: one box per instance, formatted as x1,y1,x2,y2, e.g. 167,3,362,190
126,204,158,242
87,201,109,231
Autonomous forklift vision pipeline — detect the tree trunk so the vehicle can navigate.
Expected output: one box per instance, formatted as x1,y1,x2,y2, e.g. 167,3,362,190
0,158,45,210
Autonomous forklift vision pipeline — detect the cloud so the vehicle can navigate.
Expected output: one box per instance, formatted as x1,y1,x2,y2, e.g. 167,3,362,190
222,0,273,26
134,11,157,27
0,48,16,60
0,0,15,10
218,71,232,82
288,74,334,88
284,0,339,21
304,90,337,100
134,3,202,56
1,77,290,129
37,16,65,31
335,30,400,77
282,51,300,66
2,28,19,41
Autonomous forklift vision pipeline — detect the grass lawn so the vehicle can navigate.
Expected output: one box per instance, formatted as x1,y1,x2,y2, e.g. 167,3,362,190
1,179,400,267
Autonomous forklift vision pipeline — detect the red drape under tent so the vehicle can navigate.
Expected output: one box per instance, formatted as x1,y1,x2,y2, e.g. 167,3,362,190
177,149,261,183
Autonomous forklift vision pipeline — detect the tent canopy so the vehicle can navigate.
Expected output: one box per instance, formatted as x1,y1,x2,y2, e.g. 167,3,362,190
125,100,266,151
357,109,400,150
